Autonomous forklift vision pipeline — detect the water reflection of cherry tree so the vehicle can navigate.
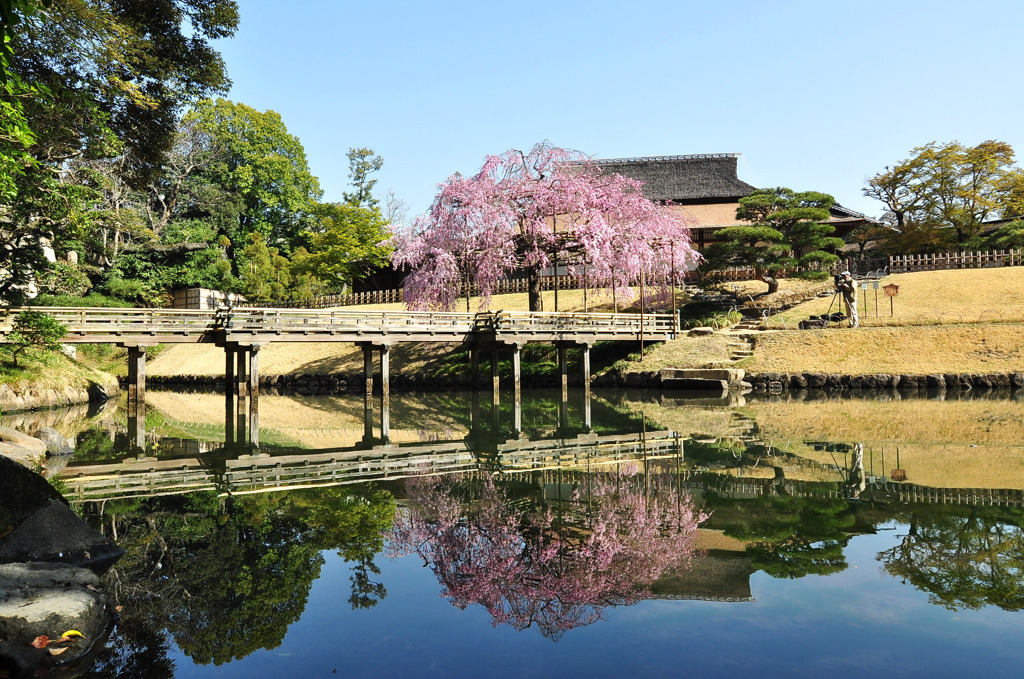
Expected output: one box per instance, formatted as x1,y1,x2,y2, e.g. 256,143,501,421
390,466,707,639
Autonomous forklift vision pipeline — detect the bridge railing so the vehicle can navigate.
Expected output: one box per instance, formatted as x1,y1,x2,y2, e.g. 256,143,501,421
0,306,677,341
0,307,217,337
493,310,676,337
223,307,487,336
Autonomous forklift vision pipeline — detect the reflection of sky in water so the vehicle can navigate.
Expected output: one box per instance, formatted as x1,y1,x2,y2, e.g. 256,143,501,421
164,529,1024,679
41,391,1024,677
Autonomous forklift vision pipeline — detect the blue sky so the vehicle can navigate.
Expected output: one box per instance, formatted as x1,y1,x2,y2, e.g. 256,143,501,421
215,0,1023,222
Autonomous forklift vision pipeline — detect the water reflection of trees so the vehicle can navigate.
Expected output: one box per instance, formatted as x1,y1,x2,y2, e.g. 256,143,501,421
80,487,395,676
389,468,707,640
703,488,856,579
878,506,1024,612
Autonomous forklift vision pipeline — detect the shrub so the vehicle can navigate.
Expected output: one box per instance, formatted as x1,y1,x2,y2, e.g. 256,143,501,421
7,311,68,368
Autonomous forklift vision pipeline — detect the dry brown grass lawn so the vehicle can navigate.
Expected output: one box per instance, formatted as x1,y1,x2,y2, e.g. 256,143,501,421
745,324,1024,374
771,268,1024,327
150,268,1024,378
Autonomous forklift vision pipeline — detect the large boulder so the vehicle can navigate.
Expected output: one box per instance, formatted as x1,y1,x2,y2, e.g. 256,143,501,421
36,427,74,456
0,562,110,676
0,426,47,467
0,456,123,571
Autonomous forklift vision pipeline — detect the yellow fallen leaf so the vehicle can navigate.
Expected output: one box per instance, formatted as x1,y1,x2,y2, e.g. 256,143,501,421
49,647,68,656
59,630,83,640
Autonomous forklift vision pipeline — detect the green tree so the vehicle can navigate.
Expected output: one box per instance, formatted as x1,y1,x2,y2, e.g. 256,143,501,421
343,147,383,209
0,0,49,83
1,0,238,303
984,219,1024,249
865,140,1024,248
702,188,840,293
239,233,291,303
187,98,323,255
6,309,66,367
292,203,393,292
879,507,1024,611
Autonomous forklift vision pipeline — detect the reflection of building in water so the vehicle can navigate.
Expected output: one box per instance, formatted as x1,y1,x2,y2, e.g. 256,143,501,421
649,553,755,602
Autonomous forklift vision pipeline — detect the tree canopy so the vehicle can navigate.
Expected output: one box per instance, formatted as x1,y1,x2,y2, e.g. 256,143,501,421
393,142,696,311
186,98,323,253
864,140,1024,250
701,187,840,293
0,0,238,303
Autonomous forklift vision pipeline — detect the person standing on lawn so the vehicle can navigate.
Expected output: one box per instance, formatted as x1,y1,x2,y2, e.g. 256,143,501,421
835,271,859,328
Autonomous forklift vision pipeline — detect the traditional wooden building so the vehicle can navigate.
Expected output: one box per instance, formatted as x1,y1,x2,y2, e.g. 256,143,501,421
594,153,873,250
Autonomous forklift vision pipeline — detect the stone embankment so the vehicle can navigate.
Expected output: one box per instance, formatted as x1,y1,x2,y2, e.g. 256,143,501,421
745,371,1024,393
0,381,118,414
147,371,590,393
594,368,1024,395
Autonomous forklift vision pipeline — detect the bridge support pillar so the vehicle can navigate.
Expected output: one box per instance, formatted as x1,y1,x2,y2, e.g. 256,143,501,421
470,346,479,389
222,343,262,448
126,345,147,405
248,346,260,447
511,344,522,436
581,343,591,391
380,344,390,442
558,344,568,396
122,344,151,455
491,344,500,402
358,342,390,442
224,346,236,442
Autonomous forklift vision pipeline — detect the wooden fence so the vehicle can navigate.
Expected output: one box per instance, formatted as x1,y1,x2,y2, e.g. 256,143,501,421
274,274,636,309
886,249,1024,274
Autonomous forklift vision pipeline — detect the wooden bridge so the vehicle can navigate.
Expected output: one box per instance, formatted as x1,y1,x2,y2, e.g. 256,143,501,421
2,307,675,345
0,306,677,428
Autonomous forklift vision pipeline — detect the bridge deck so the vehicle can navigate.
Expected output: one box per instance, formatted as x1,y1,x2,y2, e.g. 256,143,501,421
0,307,677,345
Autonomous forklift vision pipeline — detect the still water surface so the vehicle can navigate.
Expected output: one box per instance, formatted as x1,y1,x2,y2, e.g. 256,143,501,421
27,389,1024,677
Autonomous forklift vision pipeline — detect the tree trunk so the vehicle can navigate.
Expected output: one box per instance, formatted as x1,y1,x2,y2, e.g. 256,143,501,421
528,264,544,312
762,273,780,294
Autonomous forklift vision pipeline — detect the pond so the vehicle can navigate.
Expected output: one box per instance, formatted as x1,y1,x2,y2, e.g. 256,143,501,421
25,388,1024,677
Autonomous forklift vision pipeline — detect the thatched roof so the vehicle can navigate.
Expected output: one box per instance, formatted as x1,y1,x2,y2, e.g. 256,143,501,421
594,154,757,202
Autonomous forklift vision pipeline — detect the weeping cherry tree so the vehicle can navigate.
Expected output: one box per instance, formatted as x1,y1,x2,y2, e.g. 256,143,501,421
392,142,697,311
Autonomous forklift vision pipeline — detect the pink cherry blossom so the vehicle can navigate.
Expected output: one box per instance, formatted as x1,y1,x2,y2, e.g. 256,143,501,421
389,469,708,639
392,143,699,311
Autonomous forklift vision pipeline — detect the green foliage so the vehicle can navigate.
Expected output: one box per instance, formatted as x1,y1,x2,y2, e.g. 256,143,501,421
187,98,323,253
792,270,831,281
6,309,66,367
33,292,132,307
865,140,1024,248
701,188,840,293
101,276,167,308
983,219,1024,250
1,0,238,303
293,202,393,291
38,260,92,297
343,147,383,209
676,301,742,329
239,233,291,303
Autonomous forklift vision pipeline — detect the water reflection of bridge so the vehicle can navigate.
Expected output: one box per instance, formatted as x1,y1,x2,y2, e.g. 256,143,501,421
61,429,684,502
62,429,1024,510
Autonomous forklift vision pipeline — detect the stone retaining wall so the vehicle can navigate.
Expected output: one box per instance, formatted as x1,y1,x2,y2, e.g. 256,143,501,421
146,372,585,394
0,382,118,413
745,371,1024,393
